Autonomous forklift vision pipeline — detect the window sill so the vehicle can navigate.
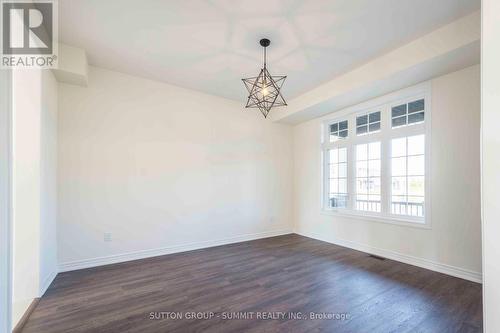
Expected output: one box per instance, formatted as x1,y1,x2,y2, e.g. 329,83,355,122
320,209,431,229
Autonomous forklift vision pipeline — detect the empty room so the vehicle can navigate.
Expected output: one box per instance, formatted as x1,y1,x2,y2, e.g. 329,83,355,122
1,0,500,332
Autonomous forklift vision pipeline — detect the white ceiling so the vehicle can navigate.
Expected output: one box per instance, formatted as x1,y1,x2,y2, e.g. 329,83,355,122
59,0,480,102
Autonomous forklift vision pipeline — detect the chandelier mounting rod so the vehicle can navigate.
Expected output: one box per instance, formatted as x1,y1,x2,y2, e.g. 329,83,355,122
260,38,270,68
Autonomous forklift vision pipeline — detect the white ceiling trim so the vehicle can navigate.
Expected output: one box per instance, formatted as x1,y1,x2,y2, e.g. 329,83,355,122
269,11,480,124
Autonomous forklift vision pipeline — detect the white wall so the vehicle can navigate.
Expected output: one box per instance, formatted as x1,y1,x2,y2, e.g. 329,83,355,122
12,69,42,325
11,69,58,326
0,69,13,333
39,71,58,293
57,66,293,268
292,65,481,281
481,0,500,331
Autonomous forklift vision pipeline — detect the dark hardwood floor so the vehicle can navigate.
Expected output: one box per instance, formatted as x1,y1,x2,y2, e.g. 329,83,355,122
23,234,482,333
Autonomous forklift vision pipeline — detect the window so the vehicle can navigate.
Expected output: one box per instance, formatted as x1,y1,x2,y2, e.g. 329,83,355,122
322,92,429,226
356,142,381,212
328,147,348,208
391,135,425,217
329,120,348,142
392,99,425,128
356,111,381,135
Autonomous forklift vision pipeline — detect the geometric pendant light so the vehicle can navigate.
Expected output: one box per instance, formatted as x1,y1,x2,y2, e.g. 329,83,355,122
242,38,287,118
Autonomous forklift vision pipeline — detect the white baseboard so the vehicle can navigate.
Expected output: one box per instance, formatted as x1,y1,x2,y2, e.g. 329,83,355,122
58,229,293,273
295,231,482,283
58,229,481,283
39,269,57,296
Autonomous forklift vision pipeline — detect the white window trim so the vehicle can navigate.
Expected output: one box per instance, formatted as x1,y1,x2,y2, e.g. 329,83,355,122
321,83,432,229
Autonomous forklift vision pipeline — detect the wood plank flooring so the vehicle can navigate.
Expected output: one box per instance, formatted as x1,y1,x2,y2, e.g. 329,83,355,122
23,234,482,333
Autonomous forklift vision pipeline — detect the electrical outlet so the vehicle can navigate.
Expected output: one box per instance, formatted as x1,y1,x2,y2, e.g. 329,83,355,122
104,232,112,242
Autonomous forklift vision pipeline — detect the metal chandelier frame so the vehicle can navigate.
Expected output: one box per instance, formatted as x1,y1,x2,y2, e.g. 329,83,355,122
242,38,287,118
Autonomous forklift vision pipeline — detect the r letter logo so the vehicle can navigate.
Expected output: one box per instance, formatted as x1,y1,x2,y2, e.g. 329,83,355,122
1,0,58,68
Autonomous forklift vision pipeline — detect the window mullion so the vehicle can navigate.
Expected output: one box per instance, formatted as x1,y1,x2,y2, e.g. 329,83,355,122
348,142,355,210
405,138,409,213
381,106,391,215
345,113,353,210
323,148,329,209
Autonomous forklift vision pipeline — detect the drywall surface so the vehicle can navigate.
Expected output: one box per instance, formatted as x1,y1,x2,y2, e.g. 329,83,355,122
11,68,58,326
481,0,500,330
39,70,58,294
57,66,293,267
12,69,42,326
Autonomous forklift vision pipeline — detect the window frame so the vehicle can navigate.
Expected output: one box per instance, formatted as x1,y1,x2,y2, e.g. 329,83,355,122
327,147,349,208
328,120,349,142
355,141,382,213
356,111,381,136
321,84,432,229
